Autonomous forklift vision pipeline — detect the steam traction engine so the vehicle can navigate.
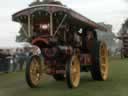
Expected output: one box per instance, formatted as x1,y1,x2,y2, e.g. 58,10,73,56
12,1,109,88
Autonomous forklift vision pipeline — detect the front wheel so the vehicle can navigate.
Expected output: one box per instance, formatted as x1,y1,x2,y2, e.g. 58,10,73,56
25,55,43,88
66,55,80,88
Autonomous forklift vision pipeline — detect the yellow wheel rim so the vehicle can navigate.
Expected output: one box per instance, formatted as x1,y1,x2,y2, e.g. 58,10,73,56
70,56,80,87
100,42,109,80
30,57,42,86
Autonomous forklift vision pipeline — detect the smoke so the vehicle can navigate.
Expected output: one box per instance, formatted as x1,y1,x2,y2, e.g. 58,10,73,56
124,0,128,2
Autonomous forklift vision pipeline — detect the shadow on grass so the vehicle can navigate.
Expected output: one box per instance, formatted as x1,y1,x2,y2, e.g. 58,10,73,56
10,73,119,96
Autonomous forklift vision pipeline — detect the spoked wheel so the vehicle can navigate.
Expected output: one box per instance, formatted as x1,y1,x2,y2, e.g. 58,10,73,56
25,55,43,88
66,55,80,88
91,41,109,80
100,42,109,80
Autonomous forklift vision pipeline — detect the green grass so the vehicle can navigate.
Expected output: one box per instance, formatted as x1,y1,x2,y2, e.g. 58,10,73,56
0,57,128,96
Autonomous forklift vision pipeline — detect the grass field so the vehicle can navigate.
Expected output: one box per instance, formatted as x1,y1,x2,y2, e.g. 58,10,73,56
0,57,128,96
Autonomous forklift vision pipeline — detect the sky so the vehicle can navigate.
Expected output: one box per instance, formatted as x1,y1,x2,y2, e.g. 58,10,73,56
0,0,127,45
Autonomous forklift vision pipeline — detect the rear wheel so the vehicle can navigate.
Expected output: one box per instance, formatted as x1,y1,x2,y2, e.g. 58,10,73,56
66,55,80,88
25,55,43,88
91,41,109,80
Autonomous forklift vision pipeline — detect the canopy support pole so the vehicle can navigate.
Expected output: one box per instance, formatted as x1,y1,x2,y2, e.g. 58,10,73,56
50,13,53,36
28,15,31,38
53,14,67,37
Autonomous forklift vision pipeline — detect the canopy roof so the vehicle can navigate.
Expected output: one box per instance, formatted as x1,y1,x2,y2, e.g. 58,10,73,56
12,4,107,32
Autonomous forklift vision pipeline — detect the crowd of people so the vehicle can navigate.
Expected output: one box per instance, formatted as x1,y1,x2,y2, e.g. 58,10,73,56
0,44,40,72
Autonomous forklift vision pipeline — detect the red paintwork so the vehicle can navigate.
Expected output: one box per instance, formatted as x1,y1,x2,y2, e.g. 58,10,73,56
80,54,92,65
32,37,49,45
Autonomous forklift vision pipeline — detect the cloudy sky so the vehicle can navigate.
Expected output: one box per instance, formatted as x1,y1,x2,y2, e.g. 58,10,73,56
0,0,127,45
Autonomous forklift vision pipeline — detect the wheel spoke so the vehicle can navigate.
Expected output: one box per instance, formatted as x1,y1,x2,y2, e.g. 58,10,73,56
101,64,106,67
